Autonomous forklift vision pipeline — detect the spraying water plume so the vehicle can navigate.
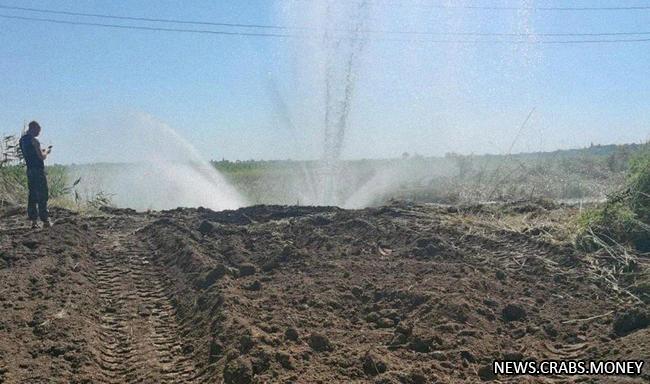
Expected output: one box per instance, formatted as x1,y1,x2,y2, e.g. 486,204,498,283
276,0,371,206
268,0,543,208
71,112,246,211
321,2,370,204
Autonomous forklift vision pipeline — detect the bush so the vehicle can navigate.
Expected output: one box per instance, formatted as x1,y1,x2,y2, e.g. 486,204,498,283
0,135,25,204
627,147,650,224
1,134,92,207
0,166,27,205
577,144,650,251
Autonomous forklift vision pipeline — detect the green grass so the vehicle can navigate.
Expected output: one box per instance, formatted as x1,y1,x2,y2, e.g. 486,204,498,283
628,146,650,225
576,143,650,252
0,165,70,202
0,165,27,205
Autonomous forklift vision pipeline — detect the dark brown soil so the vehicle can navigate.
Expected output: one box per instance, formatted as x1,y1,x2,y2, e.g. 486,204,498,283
0,202,647,383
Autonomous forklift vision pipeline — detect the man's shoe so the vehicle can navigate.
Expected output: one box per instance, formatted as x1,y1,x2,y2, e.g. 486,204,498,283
31,221,39,229
42,220,52,228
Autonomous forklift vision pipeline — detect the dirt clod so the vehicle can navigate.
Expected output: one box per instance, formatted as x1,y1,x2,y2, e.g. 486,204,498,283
362,351,388,376
408,335,431,353
245,280,262,291
276,351,294,370
198,220,214,235
209,339,223,362
200,263,227,288
22,240,39,250
285,327,299,342
459,349,476,363
223,357,253,384
408,371,428,384
502,350,523,360
502,303,526,322
308,332,333,352
478,364,496,381
238,263,257,277
612,308,649,336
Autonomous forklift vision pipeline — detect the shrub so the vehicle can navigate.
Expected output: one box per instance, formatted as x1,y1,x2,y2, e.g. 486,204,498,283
627,147,650,224
1,133,94,207
577,144,650,251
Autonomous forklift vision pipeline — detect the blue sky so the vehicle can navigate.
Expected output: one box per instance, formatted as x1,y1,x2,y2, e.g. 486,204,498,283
1,0,649,164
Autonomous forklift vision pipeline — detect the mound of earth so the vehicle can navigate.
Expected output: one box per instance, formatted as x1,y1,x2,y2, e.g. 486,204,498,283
0,202,647,383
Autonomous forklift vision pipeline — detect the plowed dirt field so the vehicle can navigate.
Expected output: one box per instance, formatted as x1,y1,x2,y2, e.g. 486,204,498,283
0,202,647,383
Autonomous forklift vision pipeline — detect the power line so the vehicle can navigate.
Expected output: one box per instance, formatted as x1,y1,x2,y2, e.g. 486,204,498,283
378,5,650,11
2,3,650,38
2,13,650,45
4,2,650,18
382,30,650,37
289,0,650,11
0,14,293,38
0,4,289,30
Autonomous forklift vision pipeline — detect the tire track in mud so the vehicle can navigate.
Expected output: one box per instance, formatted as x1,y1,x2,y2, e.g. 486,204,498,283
90,221,197,383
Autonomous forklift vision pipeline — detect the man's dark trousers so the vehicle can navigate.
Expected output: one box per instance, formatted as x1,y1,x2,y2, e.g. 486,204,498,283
26,167,49,222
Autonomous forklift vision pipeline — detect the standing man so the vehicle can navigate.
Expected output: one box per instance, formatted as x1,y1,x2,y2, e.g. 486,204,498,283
19,121,52,228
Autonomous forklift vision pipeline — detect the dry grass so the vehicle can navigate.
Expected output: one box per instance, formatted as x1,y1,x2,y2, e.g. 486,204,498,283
448,201,649,305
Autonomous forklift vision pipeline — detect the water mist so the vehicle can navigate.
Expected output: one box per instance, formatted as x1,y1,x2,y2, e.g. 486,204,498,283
276,0,371,206
70,112,246,211
272,0,541,208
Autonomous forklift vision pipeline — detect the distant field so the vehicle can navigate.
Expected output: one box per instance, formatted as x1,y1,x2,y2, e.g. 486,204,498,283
211,143,641,206
0,142,645,208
